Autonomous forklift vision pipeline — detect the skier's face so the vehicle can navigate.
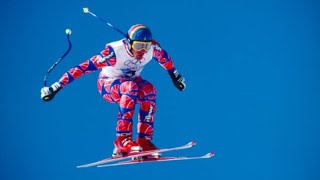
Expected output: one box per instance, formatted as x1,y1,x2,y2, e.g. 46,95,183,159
131,41,151,60
132,48,146,60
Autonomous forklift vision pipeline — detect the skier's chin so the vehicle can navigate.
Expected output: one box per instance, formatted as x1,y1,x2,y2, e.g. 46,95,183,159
134,54,144,60
132,49,146,60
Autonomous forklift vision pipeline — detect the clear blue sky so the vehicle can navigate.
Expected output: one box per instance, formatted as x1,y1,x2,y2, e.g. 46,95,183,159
1,0,320,179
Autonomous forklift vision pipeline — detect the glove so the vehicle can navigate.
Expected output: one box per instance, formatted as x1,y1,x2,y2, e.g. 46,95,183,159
169,69,186,91
41,82,62,101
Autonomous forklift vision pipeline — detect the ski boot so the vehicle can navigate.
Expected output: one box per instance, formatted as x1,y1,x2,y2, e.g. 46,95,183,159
112,135,141,158
136,137,161,159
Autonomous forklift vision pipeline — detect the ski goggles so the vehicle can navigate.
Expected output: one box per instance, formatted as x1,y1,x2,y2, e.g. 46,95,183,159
131,41,152,51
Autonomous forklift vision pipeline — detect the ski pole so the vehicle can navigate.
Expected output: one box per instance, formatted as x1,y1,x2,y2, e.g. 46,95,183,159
83,7,127,37
43,29,72,86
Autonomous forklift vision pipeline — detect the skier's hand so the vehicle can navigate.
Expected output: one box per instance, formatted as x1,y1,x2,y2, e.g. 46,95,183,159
169,69,186,91
41,82,62,102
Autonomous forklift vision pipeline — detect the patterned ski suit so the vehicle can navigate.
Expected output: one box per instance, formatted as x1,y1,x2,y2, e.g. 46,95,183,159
58,39,176,139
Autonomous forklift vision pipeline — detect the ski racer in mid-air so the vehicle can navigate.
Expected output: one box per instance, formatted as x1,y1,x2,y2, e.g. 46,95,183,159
41,24,186,157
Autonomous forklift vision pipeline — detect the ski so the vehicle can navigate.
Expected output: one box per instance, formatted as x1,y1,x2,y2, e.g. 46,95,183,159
77,141,196,168
98,152,214,167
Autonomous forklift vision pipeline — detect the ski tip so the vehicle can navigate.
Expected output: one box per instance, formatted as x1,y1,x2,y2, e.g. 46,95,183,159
77,162,99,168
205,152,215,158
77,163,95,168
188,141,197,146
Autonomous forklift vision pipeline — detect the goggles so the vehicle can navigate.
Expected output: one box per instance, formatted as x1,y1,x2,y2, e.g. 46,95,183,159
131,41,152,51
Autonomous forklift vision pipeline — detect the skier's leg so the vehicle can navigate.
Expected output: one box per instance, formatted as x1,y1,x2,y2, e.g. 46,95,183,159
116,80,139,135
135,78,158,153
97,78,141,156
98,78,138,134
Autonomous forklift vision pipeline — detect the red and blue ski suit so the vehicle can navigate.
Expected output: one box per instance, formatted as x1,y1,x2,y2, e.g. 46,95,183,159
58,39,176,139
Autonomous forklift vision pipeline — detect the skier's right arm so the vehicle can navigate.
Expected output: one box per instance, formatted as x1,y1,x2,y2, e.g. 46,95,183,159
41,46,116,101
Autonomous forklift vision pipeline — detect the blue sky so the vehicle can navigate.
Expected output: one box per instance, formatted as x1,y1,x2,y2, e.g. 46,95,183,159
1,0,320,179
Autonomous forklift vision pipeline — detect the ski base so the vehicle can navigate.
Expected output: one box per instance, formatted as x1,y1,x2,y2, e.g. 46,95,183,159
77,141,197,168
98,152,214,167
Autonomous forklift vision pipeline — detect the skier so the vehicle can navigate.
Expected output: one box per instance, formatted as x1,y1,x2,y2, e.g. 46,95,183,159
41,24,186,157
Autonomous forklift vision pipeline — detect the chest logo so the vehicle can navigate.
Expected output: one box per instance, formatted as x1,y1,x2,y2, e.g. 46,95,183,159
123,59,143,71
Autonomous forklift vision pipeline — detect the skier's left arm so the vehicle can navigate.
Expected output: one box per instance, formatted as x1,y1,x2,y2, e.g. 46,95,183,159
152,40,186,91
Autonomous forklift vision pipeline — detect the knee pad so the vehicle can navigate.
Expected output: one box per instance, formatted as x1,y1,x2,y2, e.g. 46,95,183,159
139,82,157,101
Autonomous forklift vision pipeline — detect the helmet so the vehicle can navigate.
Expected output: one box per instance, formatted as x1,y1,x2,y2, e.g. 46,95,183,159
127,24,152,42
